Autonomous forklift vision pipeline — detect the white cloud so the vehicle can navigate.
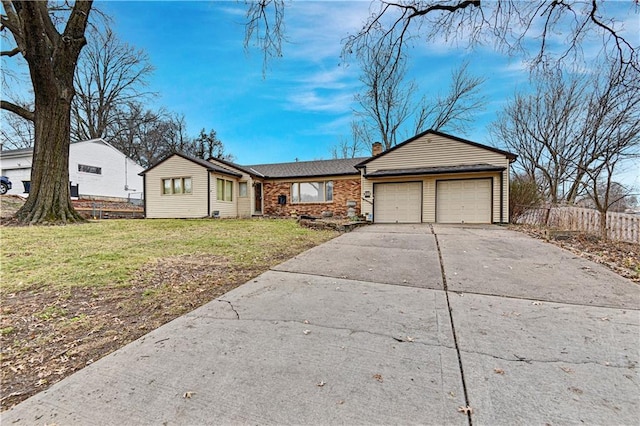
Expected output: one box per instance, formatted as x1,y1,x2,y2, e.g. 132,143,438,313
283,1,372,63
286,89,354,113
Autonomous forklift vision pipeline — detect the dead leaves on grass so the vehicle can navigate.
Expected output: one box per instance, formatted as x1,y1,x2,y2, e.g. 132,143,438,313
1,254,243,411
511,225,639,282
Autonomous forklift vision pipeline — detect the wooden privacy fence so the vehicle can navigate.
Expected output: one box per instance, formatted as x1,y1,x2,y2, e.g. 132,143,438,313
517,206,639,244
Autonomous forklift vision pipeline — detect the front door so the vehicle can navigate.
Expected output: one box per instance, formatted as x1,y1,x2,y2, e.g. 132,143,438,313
254,183,263,214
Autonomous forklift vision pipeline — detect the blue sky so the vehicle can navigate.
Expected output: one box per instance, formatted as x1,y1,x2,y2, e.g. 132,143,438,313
3,1,639,187
95,0,532,160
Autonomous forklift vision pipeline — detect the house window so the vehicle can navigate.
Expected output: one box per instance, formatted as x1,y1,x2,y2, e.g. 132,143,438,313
78,164,101,174
217,178,233,201
291,181,333,203
239,182,248,197
162,177,192,195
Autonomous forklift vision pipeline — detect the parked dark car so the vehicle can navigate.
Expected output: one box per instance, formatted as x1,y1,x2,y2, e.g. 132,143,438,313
0,176,12,195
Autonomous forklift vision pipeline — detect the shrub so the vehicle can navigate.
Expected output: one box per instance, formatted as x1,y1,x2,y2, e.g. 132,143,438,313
510,174,542,222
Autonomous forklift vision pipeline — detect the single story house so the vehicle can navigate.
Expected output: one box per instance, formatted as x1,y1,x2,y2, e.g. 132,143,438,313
0,138,144,201
141,130,517,224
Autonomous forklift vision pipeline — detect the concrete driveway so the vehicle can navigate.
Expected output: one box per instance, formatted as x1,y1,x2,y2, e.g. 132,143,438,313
3,224,639,425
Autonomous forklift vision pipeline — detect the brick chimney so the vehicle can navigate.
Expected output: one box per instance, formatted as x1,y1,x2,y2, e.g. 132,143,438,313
372,142,383,156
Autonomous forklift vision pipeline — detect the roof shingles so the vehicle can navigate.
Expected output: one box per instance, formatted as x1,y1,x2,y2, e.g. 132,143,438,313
245,157,366,179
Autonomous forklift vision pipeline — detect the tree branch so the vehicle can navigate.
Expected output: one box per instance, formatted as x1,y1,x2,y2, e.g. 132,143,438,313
1,100,35,121
1,46,20,56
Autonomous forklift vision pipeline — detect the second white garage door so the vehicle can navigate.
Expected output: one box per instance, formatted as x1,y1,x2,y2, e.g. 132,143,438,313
437,179,492,223
374,182,422,223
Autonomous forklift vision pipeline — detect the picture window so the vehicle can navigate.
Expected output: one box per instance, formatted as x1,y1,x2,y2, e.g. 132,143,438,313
291,181,333,203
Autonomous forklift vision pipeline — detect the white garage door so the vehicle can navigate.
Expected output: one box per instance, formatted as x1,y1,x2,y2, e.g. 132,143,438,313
437,179,492,223
374,182,422,223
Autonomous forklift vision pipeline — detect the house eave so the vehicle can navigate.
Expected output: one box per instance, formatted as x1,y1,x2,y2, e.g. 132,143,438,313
263,172,361,180
363,164,506,178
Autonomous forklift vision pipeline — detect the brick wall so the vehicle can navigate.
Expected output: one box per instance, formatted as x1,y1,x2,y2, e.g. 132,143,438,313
263,178,361,217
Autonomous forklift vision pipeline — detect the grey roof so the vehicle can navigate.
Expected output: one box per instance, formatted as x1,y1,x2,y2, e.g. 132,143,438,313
1,147,34,157
364,164,506,178
140,152,243,177
244,157,367,179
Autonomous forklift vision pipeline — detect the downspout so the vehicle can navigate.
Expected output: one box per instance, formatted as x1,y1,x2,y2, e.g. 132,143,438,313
207,172,211,217
142,175,147,218
500,170,504,224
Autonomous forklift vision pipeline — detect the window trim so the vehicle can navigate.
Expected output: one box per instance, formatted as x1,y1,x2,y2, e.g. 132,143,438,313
290,180,334,204
162,177,192,195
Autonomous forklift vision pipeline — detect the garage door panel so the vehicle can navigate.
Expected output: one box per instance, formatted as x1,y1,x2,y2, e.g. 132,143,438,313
374,182,422,224
437,179,491,224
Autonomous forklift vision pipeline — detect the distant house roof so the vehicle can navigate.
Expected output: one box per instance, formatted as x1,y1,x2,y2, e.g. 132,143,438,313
244,157,367,179
0,147,34,158
140,152,243,178
355,129,517,168
1,139,144,166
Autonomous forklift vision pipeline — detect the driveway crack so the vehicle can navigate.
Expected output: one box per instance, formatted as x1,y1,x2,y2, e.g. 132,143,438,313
431,224,473,426
218,299,240,319
458,348,635,369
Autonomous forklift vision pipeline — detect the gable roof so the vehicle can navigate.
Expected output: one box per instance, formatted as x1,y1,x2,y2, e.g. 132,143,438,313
139,152,243,177
245,157,367,179
355,129,517,168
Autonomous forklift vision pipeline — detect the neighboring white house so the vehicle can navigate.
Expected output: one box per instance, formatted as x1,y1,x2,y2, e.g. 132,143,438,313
0,138,144,201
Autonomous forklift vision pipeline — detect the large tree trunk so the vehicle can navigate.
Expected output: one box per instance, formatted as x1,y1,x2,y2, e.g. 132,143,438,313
5,0,93,225
16,86,84,224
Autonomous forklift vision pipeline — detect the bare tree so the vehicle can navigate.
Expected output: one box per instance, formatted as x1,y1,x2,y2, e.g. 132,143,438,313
343,1,638,87
71,26,154,142
1,0,93,224
579,65,640,237
353,38,486,151
330,121,369,158
244,0,286,73
353,41,415,150
107,104,233,168
416,62,486,134
492,72,587,204
108,103,187,168
493,62,640,237
191,128,233,161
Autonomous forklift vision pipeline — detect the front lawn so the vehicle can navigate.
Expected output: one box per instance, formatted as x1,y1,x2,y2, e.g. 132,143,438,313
0,219,338,410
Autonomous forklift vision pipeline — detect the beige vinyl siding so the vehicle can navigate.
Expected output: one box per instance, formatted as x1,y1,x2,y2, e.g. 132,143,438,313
237,180,252,218
211,174,238,218
208,159,254,217
145,156,209,218
365,133,509,171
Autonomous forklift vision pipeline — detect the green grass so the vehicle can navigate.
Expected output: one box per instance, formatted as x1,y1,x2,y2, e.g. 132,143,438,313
1,219,337,294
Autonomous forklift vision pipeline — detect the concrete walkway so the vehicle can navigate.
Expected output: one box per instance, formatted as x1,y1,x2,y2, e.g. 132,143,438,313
3,224,639,425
